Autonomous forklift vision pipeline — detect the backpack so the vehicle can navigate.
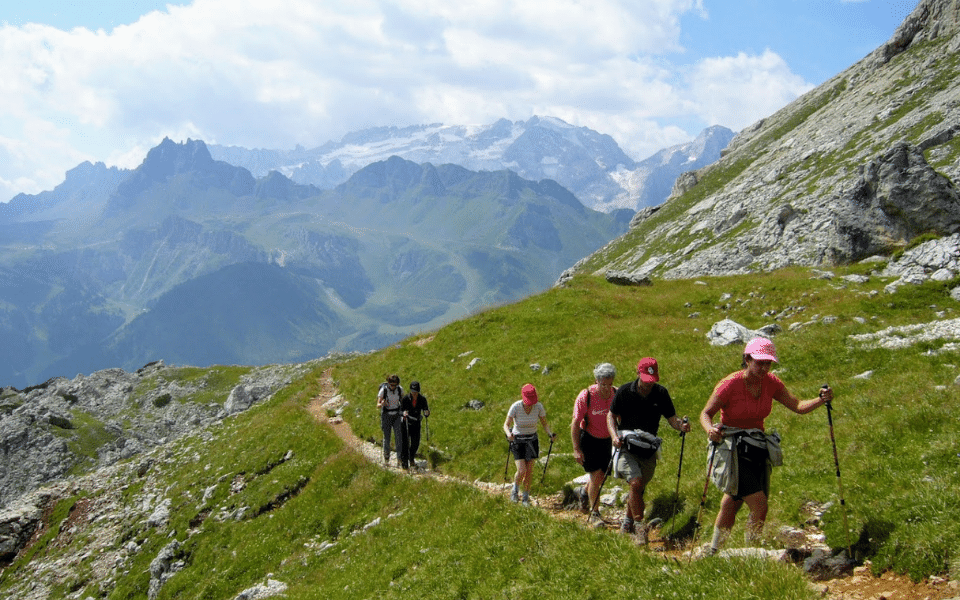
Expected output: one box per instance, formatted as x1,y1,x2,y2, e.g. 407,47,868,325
379,382,403,409
618,429,662,460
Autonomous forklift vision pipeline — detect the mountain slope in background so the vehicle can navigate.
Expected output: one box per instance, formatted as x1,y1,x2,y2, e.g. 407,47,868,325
570,0,960,282
209,117,734,213
0,140,628,387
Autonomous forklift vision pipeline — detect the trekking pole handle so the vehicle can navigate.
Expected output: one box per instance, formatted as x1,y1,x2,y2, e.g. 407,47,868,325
820,383,831,408
680,416,688,436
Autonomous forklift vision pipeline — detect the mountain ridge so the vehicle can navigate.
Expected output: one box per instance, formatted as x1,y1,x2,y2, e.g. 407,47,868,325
568,0,960,282
0,140,627,387
208,117,734,213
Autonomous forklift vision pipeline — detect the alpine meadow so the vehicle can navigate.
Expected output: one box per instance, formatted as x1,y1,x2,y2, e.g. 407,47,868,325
3,0,960,599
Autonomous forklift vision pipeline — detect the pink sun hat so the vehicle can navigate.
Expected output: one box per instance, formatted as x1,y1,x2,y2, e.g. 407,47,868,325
521,383,539,406
744,337,779,362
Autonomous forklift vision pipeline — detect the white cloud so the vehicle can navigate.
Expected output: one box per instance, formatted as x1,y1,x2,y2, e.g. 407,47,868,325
0,0,803,201
688,50,814,131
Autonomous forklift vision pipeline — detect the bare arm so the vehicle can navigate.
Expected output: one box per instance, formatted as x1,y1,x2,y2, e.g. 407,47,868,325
503,415,515,440
540,416,555,440
774,384,832,414
571,415,583,462
700,391,724,443
607,410,622,447
667,414,691,432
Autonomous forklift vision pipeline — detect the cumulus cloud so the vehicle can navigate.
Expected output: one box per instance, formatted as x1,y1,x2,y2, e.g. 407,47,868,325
0,0,811,201
688,50,814,131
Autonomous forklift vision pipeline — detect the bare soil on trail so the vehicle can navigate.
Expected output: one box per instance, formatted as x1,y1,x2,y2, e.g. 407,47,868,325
309,369,959,600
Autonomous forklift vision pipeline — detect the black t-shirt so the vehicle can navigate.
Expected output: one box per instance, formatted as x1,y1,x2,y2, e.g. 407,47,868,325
400,393,429,420
609,379,676,436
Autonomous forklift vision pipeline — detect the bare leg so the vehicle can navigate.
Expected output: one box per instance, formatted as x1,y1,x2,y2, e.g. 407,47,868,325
742,491,768,544
626,477,645,522
587,469,605,511
711,493,742,551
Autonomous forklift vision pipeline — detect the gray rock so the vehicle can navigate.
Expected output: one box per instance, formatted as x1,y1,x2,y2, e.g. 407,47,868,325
803,549,856,581
0,360,310,509
605,271,653,286
706,319,781,347
148,540,183,600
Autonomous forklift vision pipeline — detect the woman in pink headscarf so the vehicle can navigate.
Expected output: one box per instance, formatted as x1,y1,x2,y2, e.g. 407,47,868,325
503,383,557,506
698,337,833,554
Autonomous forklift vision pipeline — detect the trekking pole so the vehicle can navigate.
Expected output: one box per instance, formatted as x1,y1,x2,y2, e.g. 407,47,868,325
503,435,512,482
823,384,852,558
692,440,718,552
424,414,430,442
589,453,615,515
539,434,556,487
666,417,688,537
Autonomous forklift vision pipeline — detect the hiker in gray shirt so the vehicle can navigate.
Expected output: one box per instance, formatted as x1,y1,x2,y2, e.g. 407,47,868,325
377,374,404,466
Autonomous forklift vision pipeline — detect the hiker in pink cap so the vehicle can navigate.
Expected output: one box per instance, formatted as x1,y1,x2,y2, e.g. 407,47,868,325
698,337,834,555
607,357,690,544
503,383,557,506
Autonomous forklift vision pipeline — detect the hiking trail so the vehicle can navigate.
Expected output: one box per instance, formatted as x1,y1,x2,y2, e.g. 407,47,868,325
308,368,957,600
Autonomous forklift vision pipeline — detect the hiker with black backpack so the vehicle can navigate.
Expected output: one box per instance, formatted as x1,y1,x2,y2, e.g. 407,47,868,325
698,337,833,555
607,357,690,545
570,362,617,526
400,381,430,470
503,383,557,506
377,374,404,467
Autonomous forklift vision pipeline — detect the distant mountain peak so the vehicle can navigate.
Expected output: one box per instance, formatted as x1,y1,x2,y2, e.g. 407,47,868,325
106,139,256,215
208,118,734,213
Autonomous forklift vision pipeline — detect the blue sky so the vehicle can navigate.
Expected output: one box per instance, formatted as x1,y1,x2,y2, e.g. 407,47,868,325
0,0,918,202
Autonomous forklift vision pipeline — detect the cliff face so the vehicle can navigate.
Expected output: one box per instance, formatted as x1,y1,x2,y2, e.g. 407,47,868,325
574,0,960,281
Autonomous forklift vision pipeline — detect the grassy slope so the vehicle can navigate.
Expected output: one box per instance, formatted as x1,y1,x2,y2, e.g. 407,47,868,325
2,265,958,599
334,266,960,580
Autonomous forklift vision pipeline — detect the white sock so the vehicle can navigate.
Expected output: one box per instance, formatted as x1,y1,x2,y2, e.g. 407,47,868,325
710,527,730,551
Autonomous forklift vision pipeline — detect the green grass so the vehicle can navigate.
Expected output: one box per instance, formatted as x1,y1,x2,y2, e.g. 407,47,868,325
334,267,960,580
3,267,960,599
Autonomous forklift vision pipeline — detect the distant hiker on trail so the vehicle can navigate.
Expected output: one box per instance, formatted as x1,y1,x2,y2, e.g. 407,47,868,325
698,337,833,555
400,380,430,471
607,357,690,545
503,383,556,506
377,374,404,467
570,362,617,525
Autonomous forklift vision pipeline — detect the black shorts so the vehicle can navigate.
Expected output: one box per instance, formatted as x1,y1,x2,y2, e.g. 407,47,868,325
511,435,539,461
579,430,613,473
733,441,770,500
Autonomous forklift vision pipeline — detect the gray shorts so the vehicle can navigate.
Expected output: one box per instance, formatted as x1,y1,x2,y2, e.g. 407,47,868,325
615,448,658,485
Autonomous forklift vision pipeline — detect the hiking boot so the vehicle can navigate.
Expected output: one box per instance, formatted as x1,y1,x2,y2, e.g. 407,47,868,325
521,493,531,507
589,512,604,528
635,522,649,546
576,486,590,514
510,486,519,503
620,518,635,534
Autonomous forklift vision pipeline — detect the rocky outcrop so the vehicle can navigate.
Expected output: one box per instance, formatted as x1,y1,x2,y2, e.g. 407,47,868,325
0,360,312,509
573,0,960,282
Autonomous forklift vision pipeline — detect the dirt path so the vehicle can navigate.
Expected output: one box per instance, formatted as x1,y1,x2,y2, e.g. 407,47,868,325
308,369,959,600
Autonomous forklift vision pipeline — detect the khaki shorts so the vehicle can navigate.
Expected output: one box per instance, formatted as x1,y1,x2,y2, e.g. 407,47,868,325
615,448,657,486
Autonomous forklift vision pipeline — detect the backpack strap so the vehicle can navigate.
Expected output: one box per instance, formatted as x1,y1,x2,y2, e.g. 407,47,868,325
582,388,591,428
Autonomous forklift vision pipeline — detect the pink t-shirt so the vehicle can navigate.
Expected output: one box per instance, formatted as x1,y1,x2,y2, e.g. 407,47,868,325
572,383,616,439
713,371,786,430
